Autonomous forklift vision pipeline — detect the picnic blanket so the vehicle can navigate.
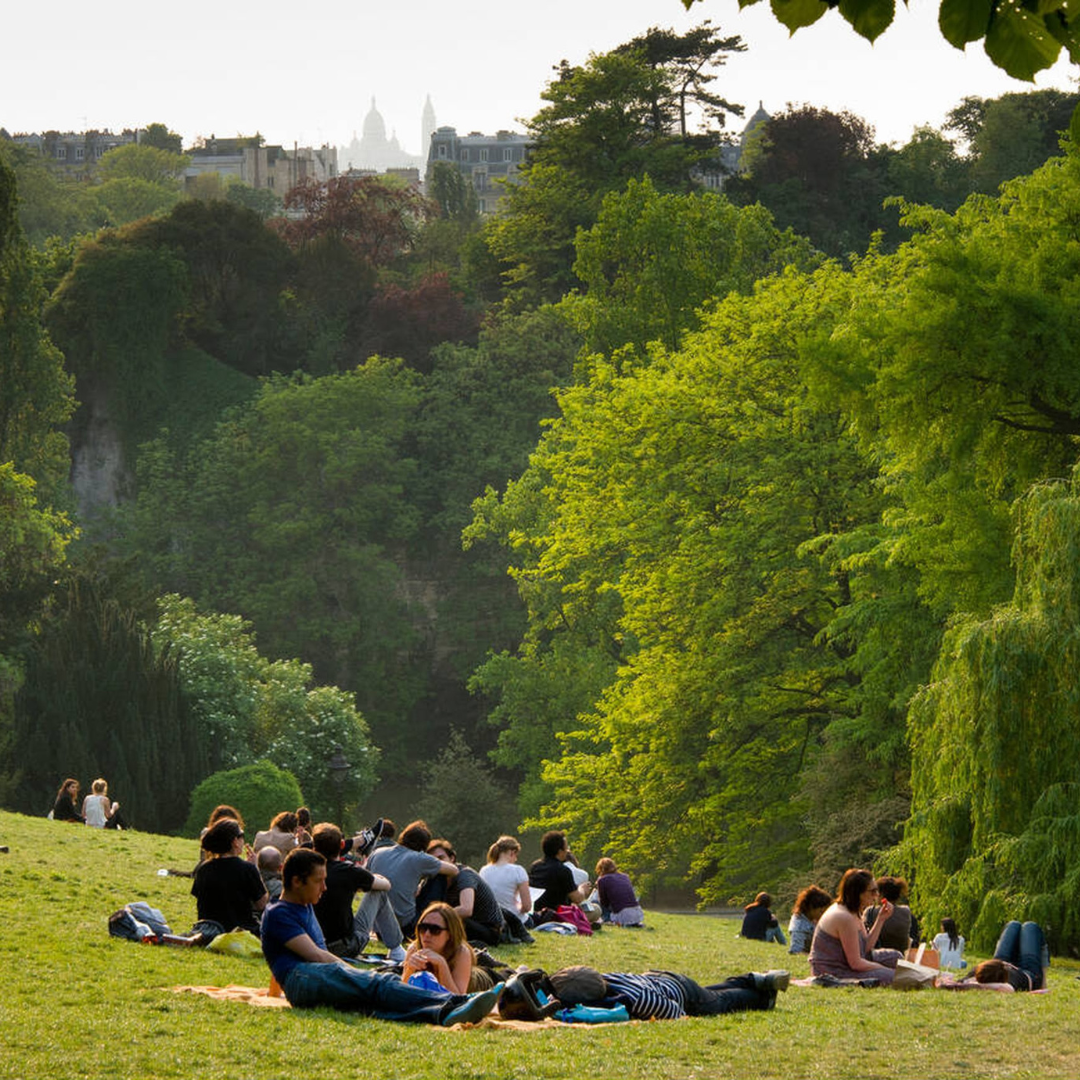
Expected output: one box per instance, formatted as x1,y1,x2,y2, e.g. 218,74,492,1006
167,985,643,1028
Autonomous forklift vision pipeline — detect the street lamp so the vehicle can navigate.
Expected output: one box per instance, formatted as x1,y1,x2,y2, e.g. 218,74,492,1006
328,745,352,830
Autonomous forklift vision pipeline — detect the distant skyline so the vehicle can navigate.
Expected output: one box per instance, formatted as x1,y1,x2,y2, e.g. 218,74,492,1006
4,0,1076,157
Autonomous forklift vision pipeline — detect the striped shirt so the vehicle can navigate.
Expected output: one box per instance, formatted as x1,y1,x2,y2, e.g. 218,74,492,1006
602,971,687,1020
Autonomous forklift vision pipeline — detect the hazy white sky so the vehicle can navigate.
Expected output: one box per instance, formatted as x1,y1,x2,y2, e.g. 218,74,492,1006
3,0,1075,154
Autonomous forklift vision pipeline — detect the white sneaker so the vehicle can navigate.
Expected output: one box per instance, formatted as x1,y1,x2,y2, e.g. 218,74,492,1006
388,945,407,963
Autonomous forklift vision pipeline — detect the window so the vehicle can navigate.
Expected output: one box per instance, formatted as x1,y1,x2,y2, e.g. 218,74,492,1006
438,145,447,159
75,146,85,160
460,148,468,162
479,148,488,162
503,148,514,162
55,146,67,160
478,198,486,213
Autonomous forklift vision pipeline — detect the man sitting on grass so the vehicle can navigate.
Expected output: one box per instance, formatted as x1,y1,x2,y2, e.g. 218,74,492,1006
261,847,503,1025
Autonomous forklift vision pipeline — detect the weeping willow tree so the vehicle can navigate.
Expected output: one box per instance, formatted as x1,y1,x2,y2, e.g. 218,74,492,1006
897,468,1080,954
11,578,208,833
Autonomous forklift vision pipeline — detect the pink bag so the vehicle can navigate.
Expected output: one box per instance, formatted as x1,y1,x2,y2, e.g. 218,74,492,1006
556,905,594,935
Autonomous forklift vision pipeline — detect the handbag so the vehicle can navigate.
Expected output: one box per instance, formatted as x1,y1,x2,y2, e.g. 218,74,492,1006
892,959,938,990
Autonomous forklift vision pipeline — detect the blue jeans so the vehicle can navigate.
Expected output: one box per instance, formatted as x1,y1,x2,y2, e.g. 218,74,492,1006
765,925,787,946
353,889,404,950
993,921,1047,990
284,962,463,1022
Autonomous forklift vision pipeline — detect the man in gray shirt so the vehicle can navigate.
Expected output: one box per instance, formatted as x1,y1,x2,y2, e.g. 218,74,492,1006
355,819,458,941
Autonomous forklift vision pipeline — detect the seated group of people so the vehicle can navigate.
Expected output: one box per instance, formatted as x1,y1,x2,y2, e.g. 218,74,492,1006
51,777,125,829
262,846,790,1024
766,868,1043,992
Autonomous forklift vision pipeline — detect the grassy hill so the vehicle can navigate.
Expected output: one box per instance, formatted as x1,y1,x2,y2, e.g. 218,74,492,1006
1,809,1077,1079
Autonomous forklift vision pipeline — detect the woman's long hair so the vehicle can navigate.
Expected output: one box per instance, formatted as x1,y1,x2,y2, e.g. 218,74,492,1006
415,901,471,963
56,778,78,801
941,917,960,951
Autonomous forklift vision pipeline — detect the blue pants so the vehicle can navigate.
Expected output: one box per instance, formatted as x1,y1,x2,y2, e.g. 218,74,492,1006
283,962,463,1022
993,921,1047,990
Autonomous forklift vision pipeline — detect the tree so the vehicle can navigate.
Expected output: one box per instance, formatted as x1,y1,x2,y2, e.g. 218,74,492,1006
86,176,181,227
277,175,432,265
681,0,1080,84
728,104,897,258
9,577,208,833
97,143,189,187
886,126,970,213
0,153,76,496
427,161,478,224
415,728,517,867
896,469,1080,955
947,89,1080,192
118,360,426,770
562,176,816,360
141,122,184,155
485,23,745,305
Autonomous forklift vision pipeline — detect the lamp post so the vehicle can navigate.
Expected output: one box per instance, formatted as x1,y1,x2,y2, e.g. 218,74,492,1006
328,745,352,830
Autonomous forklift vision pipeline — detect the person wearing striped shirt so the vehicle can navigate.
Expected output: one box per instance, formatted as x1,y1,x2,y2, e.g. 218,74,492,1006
551,966,789,1020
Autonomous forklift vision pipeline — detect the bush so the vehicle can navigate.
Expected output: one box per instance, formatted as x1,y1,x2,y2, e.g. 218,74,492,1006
184,759,303,837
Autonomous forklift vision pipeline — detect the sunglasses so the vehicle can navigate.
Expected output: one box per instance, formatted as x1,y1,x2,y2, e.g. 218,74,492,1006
417,921,448,936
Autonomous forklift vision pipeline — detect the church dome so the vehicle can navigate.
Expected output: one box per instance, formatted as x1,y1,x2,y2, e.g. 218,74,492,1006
363,98,387,141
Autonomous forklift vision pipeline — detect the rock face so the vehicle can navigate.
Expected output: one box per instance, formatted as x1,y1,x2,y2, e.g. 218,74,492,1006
69,386,129,516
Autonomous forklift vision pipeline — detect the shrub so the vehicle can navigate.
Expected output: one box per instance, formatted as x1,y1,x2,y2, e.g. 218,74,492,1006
184,759,302,837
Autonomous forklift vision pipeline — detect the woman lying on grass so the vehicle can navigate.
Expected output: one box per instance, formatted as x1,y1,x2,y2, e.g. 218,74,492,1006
938,921,1048,992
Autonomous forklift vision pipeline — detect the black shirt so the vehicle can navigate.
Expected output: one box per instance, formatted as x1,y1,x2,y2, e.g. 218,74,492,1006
313,858,375,943
529,856,576,910
448,866,504,930
52,793,82,822
740,904,778,940
191,856,266,934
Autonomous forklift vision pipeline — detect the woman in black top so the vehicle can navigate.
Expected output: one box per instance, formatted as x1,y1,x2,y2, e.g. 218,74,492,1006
191,818,268,938
52,778,83,822
741,892,786,945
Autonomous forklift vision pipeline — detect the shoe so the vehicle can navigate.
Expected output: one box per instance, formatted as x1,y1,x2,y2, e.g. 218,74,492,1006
753,969,790,1006
441,982,505,1026
356,818,384,859
387,945,407,964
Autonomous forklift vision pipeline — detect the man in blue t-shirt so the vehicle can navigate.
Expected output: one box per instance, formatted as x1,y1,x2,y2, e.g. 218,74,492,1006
261,848,503,1025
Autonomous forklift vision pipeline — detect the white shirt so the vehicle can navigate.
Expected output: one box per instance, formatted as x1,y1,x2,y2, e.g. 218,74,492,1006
479,861,529,911
932,931,966,968
83,794,108,828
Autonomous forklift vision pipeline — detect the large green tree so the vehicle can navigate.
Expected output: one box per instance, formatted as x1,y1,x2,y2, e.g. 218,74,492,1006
485,23,745,305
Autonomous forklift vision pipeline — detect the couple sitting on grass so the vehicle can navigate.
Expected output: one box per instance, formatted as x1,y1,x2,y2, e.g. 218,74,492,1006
263,846,792,1024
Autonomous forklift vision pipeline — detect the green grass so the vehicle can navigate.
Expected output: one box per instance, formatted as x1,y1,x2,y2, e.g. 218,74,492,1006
2,810,1078,1080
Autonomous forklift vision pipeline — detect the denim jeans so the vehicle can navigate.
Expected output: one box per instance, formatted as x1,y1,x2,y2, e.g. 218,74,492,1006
353,889,404,950
765,925,787,946
648,972,766,1015
284,962,462,1022
993,921,1047,990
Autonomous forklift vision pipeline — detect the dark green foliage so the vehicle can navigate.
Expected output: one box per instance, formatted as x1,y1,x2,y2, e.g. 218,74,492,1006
414,729,518,868
129,199,295,376
0,156,75,498
183,759,304,839
727,105,898,258
10,578,208,833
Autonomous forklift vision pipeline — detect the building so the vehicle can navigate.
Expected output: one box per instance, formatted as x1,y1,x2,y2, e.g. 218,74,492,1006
183,137,338,195
339,99,424,173
7,129,139,176
697,102,771,190
426,127,530,214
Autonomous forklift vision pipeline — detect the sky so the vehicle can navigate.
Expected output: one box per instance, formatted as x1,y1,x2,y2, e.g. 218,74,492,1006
3,0,1076,155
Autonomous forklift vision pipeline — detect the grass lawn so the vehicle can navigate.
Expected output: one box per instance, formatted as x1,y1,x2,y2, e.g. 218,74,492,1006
1,809,1077,1080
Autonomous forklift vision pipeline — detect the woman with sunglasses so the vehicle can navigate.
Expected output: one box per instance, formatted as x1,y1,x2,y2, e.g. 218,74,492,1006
401,902,474,995
808,868,902,985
